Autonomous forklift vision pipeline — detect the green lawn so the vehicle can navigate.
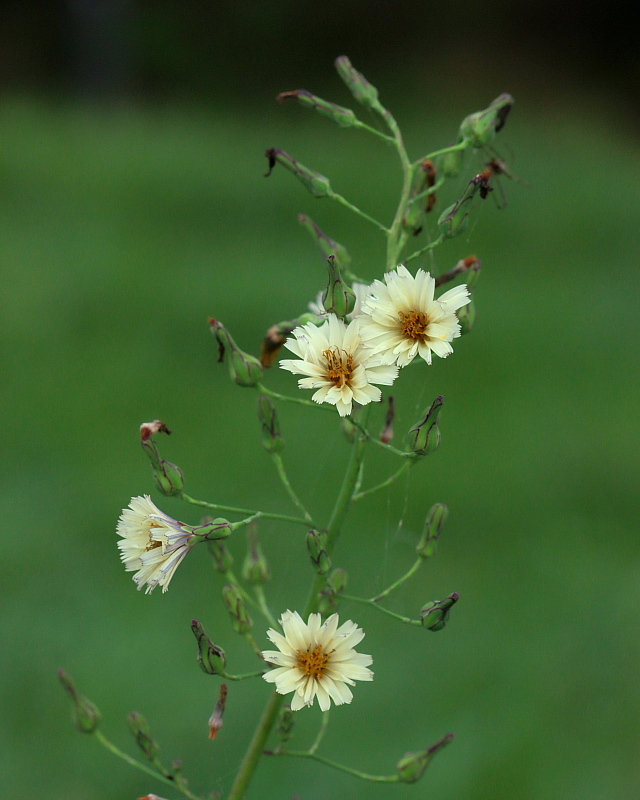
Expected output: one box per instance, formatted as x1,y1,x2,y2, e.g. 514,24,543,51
1,93,639,800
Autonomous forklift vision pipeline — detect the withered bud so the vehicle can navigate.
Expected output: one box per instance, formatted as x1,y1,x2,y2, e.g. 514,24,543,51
208,683,228,740
423,159,437,213
140,420,171,441
435,255,482,288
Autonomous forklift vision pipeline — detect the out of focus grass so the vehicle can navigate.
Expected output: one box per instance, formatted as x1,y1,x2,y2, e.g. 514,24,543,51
1,94,639,800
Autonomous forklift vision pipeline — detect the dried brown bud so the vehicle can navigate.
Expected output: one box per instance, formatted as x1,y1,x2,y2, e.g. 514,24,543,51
140,420,171,441
208,683,228,740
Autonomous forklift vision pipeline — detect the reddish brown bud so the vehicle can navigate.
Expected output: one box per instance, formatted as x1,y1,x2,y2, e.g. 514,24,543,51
208,683,228,740
140,420,171,441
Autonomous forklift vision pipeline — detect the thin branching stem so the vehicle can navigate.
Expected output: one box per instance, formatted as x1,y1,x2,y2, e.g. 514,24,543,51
180,493,311,529
370,557,423,602
275,750,400,783
341,593,421,626
353,460,412,501
271,452,314,523
309,710,330,754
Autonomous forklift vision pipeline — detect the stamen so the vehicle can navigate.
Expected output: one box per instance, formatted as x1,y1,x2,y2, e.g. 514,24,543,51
145,539,162,552
323,347,354,388
297,646,330,679
399,310,430,341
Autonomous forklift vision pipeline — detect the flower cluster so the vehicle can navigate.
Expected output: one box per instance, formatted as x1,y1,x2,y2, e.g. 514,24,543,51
282,265,470,414
262,610,373,711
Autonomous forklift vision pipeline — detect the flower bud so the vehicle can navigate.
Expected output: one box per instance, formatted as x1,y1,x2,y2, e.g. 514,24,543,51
139,422,184,497
298,214,352,272
334,56,379,109
192,517,233,541
306,529,331,575
408,396,443,456
191,619,227,675
208,683,228,740
416,503,448,559
420,593,459,631
128,712,159,761
397,733,455,783
438,198,470,239
322,255,356,318
209,319,263,387
207,537,234,573
277,89,358,128
441,141,466,178
58,670,101,733
222,584,253,634
278,705,295,744
459,93,514,148
242,522,270,585
257,394,284,453
264,148,332,198
318,567,348,614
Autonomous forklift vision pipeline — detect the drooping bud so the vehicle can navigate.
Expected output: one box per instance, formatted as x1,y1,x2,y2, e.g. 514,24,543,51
210,319,263,387
408,396,443,456
139,421,184,497
222,584,253,634
208,683,228,740
191,517,233,541
278,705,295,744
277,90,358,128
459,93,514,148
128,712,159,761
322,255,356,318
380,395,395,444
264,148,332,198
242,522,270,585
434,255,481,288
397,733,455,783
58,670,101,733
420,593,459,631
191,620,227,675
334,56,380,109
257,394,284,453
307,529,331,575
207,538,234,573
416,503,448,558
298,214,352,272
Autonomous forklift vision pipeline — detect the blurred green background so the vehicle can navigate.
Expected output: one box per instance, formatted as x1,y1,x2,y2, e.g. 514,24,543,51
2,3,640,799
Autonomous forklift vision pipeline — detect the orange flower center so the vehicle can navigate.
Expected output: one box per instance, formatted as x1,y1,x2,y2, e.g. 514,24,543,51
399,310,430,341
146,521,164,551
297,646,330,679
323,347,354,388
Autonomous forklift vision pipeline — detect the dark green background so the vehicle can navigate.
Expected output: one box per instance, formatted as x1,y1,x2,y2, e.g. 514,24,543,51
2,3,639,799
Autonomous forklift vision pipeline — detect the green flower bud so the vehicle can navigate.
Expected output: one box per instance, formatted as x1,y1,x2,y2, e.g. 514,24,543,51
318,567,348,615
307,529,331,575
264,148,332,198
459,93,514,148
192,517,233,541
277,89,358,128
334,56,379,109
257,394,284,453
278,705,295,744
58,670,101,734
416,503,448,559
242,522,270,585
298,214,352,271
140,421,184,497
191,619,227,675
420,593,459,631
408,396,443,456
438,199,470,239
441,142,466,178
222,584,252,634
128,712,159,761
209,319,263,387
322,255,356,318
207,537,234,572
397,733,455,783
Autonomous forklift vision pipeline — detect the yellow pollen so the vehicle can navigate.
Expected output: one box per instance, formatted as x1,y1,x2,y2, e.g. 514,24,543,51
297,646,330,679
145,539,162,552
399,310,430,341
323,347,354,388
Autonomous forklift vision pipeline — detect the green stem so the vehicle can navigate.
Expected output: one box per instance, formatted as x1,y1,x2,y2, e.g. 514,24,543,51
254,584,278,627
340,593,421,626
309,710,330,754
353,460,411,501
221,670,265,681
271,452,313,523
277,750,400,783
404,234,445,264
257,383,335,413
94,731,204,800
413,139,468,165
225,691,285,800
180,493,311,528
353,119,395,144
370,556,423,601
327,190,389,233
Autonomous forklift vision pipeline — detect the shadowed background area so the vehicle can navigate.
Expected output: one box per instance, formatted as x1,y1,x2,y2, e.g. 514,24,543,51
1,3,639,800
